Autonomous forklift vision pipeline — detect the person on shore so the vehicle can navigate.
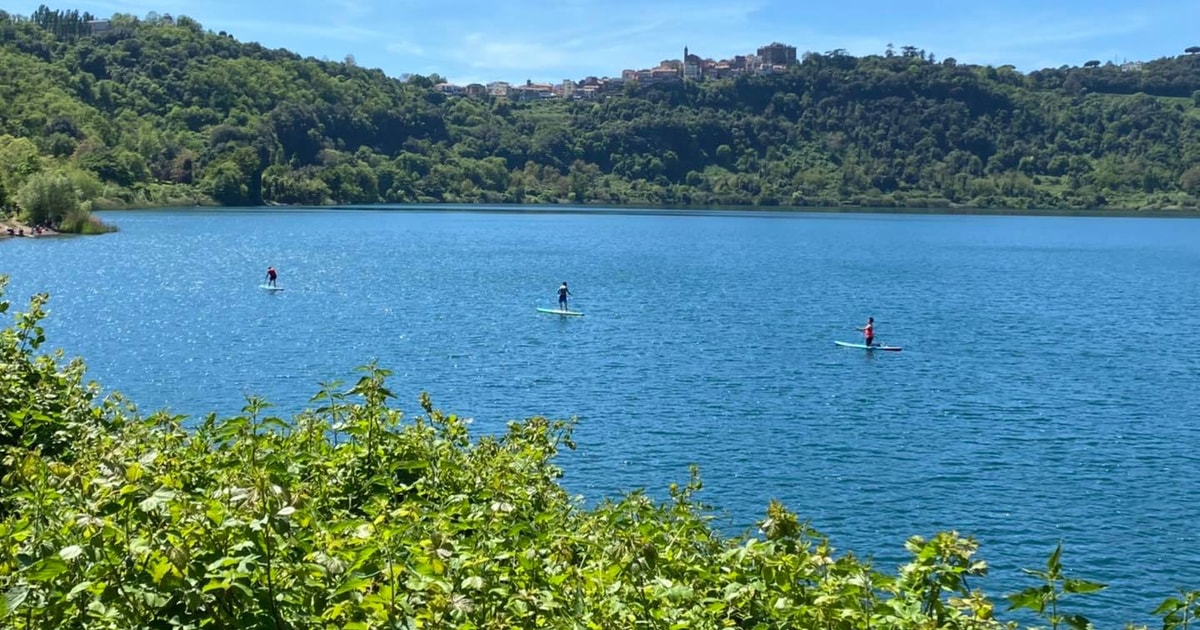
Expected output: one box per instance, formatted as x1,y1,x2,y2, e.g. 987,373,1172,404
266,266,278,287
857,317,875,347
557,281,572,310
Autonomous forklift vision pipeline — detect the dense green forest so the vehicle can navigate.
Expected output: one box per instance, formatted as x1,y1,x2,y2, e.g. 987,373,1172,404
3,6,1200,219
5,278,1200,629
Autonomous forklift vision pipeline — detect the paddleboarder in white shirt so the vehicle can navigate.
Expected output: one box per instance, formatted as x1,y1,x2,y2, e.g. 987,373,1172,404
557,282,572,311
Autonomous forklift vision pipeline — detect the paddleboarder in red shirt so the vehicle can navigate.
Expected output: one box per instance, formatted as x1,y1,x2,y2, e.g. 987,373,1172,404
857,317,875,347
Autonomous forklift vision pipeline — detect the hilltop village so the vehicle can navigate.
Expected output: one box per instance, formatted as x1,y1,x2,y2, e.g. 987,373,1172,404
433,42,799,101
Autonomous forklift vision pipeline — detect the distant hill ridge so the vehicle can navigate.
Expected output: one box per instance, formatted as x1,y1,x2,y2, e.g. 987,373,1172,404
2,6,1200,213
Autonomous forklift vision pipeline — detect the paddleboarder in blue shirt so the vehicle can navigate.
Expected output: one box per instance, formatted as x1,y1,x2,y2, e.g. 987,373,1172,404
557,281,572,310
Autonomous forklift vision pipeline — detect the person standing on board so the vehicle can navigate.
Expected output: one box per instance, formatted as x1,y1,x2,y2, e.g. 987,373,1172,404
557,281,572,311
857,317,875,347
266,266,278,287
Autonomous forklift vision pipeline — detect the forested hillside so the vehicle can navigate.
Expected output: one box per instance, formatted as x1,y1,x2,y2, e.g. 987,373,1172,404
3,5,1200,214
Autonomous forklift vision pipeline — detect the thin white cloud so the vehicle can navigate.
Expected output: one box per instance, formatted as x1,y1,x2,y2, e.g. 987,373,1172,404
438,0,768,79
386,40,426,56
896,10,1158,70
330,0,373,19
956,11,1151,48
220,19,388,44
456,34,569,70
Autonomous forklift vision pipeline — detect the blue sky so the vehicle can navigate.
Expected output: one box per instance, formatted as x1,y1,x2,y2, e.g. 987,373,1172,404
6,0,1199,85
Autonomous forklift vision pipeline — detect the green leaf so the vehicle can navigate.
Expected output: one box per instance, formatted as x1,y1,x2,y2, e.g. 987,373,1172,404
2,586,30,617
150,558,172,583
205,557,236,572
67,581,93,600
1046,543,1063,575
462,575,484,590
333,576,373,596
1154,597,1183,615
201,581,228,593
139,488,176,513
59,544,83,561
125,462,145,482
1006,586,1048,613
1063,578,1106,594
28,556,68,582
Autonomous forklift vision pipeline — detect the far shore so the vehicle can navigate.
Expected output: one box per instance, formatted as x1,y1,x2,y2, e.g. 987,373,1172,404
92,202,1200,220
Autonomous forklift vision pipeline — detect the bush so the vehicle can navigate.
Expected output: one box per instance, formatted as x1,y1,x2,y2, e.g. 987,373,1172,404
56,206,117,234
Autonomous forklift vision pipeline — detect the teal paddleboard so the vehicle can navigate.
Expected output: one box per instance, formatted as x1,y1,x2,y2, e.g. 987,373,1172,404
835,340,901,352
537,307,583,317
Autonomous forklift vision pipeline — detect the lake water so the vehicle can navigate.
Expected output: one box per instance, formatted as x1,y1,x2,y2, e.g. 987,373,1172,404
3,206,1199,626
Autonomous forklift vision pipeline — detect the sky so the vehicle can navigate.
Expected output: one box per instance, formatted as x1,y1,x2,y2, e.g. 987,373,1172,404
5,0,1199,86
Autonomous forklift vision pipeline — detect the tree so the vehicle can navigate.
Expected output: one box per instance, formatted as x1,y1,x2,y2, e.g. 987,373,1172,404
16,171,79,226
1063,73,1084,95
1185,46,1200,54
715,144,733,166
267,102,324,165
1182,165,1200,196
1084,60,1101,68
202,160,250,205
78,149,149,187
0,136,43,193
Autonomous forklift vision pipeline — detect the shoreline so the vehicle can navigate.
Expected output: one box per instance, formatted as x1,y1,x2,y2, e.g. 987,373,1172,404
94,201,1200,220
0,218,62,240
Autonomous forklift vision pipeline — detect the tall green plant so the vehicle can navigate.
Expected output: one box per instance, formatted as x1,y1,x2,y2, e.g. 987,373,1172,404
1007,543,1106,630
1156,590,1200,630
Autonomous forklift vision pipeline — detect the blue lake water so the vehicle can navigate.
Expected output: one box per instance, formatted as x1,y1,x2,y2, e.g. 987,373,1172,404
2,206,1199,626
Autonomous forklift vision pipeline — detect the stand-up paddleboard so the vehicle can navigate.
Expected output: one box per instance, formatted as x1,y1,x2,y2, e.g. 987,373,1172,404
537,307,583,317
259,285,284,292
835,340,901,352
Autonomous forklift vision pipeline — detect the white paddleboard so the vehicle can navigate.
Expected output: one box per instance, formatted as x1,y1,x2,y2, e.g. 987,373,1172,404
537,307,583,317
